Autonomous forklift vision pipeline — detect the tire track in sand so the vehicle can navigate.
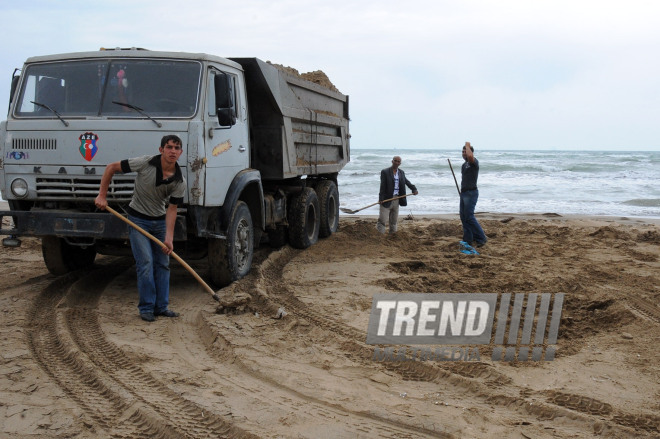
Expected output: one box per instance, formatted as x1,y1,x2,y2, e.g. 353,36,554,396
28,258,448,438
624,295,660,325
27,260,257,439
188,309,452,438
241,246,657,436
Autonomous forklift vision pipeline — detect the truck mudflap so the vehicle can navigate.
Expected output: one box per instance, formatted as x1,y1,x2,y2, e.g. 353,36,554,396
0,210,187,240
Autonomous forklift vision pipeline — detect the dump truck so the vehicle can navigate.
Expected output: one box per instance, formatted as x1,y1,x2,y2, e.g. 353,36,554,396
0,48,350,286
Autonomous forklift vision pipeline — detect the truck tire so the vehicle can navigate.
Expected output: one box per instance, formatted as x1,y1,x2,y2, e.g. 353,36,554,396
287,187,320,249
42,236,96,276
208,201,254,287
315,180,339,238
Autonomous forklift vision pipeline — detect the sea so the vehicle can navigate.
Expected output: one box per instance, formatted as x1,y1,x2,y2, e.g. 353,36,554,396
338,149,660,218
1,149,657,219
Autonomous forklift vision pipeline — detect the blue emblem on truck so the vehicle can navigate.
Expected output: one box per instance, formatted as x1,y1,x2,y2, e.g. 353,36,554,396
6,151,29,160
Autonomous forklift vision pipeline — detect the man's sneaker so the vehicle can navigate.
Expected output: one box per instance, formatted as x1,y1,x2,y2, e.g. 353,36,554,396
459,241,475,250
476,239,488,248
459,241,479,255
155,309,180,318
140,312,155,322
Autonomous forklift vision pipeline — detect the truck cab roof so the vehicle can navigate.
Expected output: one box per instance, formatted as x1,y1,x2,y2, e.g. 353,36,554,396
24,48,244,71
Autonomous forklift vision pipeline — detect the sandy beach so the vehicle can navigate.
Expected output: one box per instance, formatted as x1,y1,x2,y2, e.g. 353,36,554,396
0,211,658,438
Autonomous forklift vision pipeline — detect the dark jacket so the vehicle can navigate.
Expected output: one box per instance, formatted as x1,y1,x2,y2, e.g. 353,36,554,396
379,167,417,207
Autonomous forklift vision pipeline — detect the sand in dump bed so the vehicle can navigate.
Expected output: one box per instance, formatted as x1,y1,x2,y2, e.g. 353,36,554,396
0,212,658,438
268,61,341,92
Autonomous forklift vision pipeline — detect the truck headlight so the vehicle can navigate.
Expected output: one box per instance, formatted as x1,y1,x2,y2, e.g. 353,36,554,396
10,178,29,198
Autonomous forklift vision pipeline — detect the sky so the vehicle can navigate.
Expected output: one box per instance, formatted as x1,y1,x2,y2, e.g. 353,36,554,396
1,0,659,151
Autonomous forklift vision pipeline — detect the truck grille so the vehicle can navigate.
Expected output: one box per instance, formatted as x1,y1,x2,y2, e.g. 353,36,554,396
12,138,57,150
35,176,135,201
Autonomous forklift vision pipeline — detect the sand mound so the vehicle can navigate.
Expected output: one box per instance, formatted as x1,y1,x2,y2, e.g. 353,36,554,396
268,61,341,93
1,214,658,438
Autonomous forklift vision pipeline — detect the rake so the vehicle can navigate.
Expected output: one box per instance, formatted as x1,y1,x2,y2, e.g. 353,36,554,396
340,194,413,214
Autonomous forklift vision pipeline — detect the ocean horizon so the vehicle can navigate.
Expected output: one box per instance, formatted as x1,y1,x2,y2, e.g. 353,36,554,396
1,149,658,220
337,149,660,219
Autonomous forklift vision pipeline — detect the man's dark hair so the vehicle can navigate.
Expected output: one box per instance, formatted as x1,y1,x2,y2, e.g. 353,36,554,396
463,145,474,152
161,134,182,148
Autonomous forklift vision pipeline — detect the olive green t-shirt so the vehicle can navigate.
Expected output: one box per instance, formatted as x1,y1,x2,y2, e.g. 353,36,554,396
120,155,186,219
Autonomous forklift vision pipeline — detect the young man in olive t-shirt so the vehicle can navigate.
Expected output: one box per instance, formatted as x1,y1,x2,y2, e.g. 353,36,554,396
95,134,186,322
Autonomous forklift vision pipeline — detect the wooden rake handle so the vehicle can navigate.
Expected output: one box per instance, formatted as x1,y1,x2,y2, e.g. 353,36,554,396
372,194,410,209
345,193,414,214
447,158,461,196
105,206,219,301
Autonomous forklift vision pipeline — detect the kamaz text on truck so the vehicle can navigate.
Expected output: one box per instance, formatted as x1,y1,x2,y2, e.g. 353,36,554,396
0,48,350,286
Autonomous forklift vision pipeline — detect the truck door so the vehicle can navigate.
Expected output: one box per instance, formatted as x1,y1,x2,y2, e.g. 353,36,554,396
204,69,249,206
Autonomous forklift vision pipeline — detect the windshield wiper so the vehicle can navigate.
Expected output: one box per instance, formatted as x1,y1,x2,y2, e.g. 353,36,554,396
112,101,162,128
30,101,69,127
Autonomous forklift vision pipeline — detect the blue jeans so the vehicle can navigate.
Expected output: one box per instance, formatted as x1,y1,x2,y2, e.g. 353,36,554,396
128,215,170,315
460,189,487,244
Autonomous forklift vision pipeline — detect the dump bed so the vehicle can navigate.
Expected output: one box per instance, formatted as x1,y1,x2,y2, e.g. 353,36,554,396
230,58,350,180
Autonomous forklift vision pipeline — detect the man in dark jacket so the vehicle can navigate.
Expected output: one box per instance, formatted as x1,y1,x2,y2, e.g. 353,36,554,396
377,156,418,234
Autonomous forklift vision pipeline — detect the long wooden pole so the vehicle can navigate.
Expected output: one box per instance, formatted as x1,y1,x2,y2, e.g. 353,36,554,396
340,193,413,214
447,159,461,196
105,206,220,301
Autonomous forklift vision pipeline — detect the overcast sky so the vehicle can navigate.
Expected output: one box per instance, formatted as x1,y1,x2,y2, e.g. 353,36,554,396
2,0,659,150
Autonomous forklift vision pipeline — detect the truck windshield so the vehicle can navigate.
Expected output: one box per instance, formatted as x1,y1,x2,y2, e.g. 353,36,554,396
14,59,201,118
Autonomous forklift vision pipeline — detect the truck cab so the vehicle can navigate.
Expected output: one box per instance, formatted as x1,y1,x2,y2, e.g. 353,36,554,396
1,48,350,286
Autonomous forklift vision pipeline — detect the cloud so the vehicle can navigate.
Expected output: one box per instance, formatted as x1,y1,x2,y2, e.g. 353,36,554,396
1,0,659,150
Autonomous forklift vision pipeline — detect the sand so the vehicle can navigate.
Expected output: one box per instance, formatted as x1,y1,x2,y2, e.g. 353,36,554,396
0,212,658,438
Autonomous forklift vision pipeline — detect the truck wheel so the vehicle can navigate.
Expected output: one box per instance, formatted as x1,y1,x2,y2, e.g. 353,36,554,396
42,236,96,276
208,201,254,287
288,187,320,249
315,180,339,238
267,225,288,248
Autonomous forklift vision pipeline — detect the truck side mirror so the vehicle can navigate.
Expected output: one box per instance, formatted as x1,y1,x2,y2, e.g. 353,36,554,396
214,73,236,127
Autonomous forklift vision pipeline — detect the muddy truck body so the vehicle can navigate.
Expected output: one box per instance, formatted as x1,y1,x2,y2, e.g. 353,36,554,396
0,48,350,286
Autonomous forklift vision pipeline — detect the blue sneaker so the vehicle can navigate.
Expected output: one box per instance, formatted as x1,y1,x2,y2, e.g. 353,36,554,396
459,241,479,255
